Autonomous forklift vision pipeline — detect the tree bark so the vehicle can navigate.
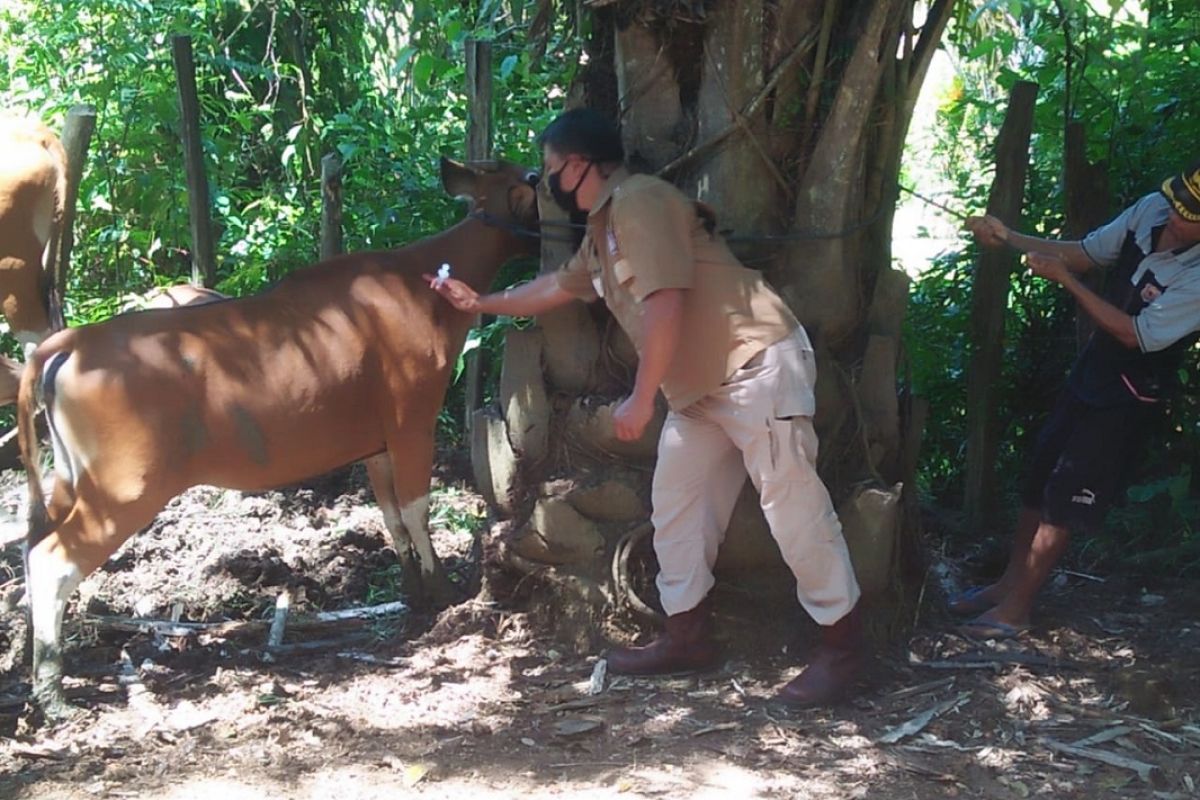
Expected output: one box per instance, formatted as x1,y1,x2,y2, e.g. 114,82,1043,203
319,153,343,261
477,0,954,640
962,81,1040,533
51,104,97,330
172,35,217,288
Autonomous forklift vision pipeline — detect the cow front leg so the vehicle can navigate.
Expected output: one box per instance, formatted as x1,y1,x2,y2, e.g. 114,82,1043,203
365,454,424,597
396,494,459,607
384,427,460,607
26,534,83,720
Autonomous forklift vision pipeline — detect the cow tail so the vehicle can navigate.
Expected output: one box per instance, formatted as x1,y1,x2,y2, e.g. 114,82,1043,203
18,345,53,545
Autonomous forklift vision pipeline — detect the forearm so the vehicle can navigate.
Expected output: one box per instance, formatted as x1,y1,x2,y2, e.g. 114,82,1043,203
1059,274,1139,348
1005,232,1094,273
631,289,684,402
475,273,576,317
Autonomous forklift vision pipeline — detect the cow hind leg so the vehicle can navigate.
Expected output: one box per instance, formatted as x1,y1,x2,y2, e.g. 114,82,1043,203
28,492,160,720
26,532,84,720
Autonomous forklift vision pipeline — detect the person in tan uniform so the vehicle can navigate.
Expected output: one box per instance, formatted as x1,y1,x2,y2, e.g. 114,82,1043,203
427,109,865,705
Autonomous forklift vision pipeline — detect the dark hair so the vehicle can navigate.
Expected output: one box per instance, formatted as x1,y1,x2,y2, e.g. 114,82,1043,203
537,108,625,164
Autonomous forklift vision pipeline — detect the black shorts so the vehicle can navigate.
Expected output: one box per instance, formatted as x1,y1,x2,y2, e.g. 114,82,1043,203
1020,391,1155,531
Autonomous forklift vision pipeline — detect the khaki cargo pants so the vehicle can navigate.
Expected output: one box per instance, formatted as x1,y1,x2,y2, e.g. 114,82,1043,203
651,327,861,625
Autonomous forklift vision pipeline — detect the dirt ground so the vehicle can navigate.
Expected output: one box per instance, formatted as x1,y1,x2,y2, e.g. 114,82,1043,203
1,457,1198,800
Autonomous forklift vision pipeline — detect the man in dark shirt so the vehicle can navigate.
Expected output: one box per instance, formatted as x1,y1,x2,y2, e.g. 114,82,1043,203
956,161,1200,638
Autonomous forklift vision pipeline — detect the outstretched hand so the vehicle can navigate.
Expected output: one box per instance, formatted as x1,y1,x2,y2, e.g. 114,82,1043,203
965,214,1010,249
423,274,481,313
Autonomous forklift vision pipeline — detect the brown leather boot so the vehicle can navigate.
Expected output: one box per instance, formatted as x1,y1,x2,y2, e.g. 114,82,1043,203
607,600,720,675
776,603,864,707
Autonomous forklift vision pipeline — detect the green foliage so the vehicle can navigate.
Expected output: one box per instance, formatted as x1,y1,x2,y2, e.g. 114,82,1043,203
912,0,1200,573
366,562,407,605
0,0,576,424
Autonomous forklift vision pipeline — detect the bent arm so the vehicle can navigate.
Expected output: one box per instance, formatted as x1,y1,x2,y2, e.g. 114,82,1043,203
1027,253,1138,348
1007,231,1094,273
966,215,1095,273
630,289,684,405
1058,274,1138,348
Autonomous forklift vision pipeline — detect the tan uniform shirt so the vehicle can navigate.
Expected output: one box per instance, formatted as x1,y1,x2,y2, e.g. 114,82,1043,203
555,169,799,410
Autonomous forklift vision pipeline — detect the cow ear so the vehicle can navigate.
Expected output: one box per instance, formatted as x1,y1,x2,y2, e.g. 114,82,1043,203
440,156,477,201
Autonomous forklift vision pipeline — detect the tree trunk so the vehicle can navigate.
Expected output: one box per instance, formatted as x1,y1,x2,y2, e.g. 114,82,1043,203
1064,121,1112,349
962,81,1039,534
476,0,954,644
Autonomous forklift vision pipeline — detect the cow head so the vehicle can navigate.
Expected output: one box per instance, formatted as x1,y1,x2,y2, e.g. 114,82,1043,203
440,157,541,245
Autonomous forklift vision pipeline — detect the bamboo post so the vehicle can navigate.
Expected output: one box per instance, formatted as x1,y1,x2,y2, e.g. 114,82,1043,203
463,38,493,434
963,80,1039,531
50,104,97,329
320,153,344,260
172,34,217,288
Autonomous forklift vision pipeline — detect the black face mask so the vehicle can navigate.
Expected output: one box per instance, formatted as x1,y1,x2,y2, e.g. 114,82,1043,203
547,160,593,215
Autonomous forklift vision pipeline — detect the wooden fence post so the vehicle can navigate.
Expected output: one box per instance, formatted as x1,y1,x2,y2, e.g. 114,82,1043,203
963,80,1039,532
320,153,344,260
50,104,97,329
463,38,493,435
1064,122,1112,349
172,34,217,288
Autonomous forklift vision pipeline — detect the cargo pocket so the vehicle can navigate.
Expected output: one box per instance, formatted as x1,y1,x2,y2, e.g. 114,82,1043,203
772,337,817,420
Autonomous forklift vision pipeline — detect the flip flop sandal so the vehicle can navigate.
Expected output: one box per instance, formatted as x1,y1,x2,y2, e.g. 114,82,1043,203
946,585,997,617
955,618,1030,641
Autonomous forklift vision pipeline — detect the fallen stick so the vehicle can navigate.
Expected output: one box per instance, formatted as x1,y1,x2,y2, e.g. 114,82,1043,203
691,721,741,737
911,651,1076,671
1136,721,1188,747
876,692,972,744
1041,736,1159,784
1056,568,1105,583
84,600,408,639
881,676,957,703
254,633,375,656
308,601,408,622
541,696,605,713
1070,725,1135,748
336,651,411,668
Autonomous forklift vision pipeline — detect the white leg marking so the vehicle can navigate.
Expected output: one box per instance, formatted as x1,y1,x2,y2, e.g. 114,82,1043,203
399,495,439,578
381,501,416,554
27,542,83,688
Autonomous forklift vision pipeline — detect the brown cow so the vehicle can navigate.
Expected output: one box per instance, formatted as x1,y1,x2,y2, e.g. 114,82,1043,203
0,112,64,345
0,113,67,405
0,286,228,407
19,157,540,717
0,285,227,547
